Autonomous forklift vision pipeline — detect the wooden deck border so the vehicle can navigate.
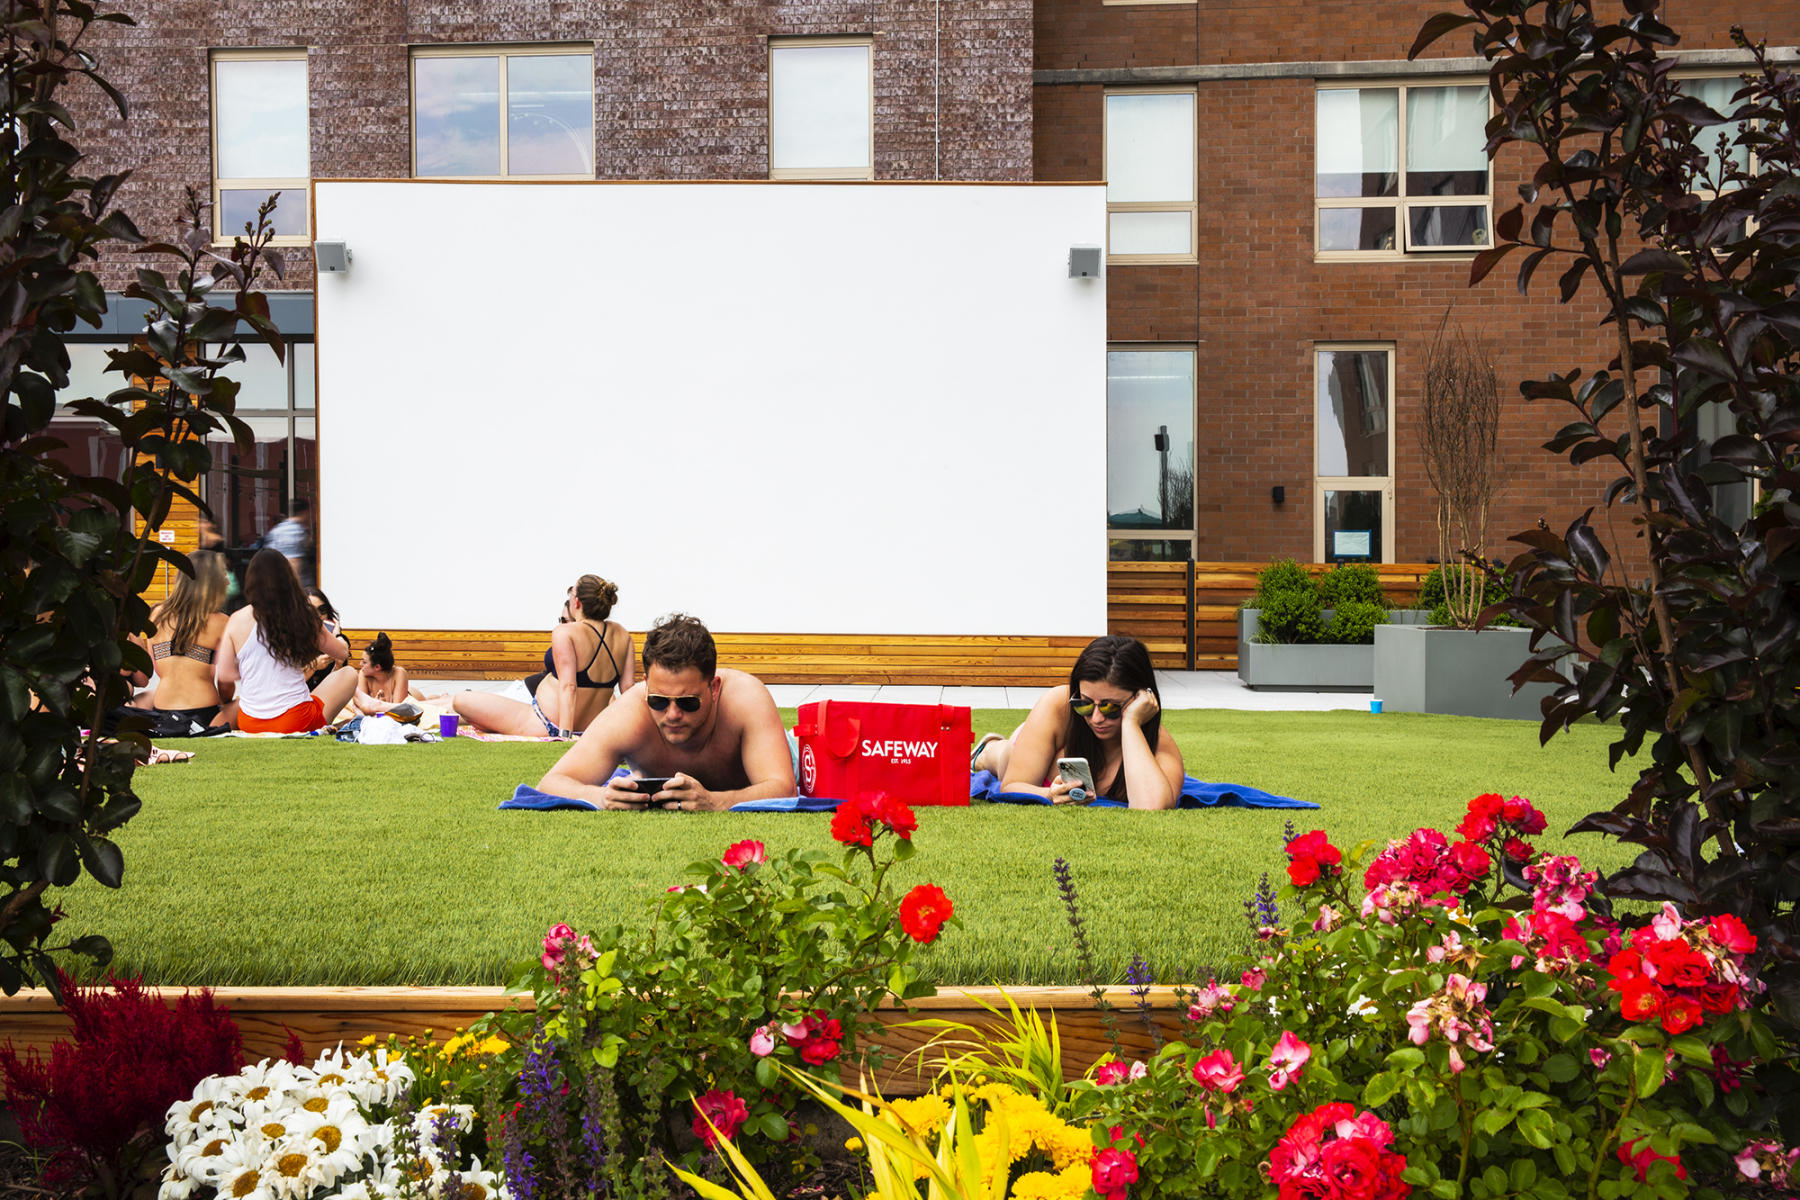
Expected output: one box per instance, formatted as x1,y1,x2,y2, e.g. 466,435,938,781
0,985,1180,1096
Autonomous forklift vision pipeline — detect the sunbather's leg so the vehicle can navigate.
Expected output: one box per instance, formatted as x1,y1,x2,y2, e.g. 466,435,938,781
970,723,1031,776
451,690,550,736
313,665,361,724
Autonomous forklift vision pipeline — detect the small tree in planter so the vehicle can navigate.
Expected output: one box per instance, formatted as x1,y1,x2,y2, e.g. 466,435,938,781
1418,313,1502,628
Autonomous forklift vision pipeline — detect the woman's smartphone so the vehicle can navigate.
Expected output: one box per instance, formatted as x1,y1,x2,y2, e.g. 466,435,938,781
1055,757,1096,797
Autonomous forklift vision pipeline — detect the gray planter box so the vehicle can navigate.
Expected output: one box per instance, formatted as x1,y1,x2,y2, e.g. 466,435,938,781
1371,624,1557,720
1238,609,1430,692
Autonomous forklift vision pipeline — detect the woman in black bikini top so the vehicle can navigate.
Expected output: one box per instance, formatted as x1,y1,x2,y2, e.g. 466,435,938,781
448,574,635,738
134,549,236,729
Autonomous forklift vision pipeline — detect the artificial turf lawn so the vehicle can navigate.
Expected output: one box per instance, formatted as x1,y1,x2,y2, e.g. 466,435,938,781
64,708,1645,989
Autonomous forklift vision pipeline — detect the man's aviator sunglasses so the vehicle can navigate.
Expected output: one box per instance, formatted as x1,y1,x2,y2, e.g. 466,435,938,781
1069,695,1127,719
647,693,703,714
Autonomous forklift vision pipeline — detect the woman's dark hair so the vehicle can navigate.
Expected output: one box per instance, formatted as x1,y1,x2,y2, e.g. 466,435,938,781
367,632,395,672
1064,635,1161,802
245,548,323,671
305,586,340,624
574,574,618,621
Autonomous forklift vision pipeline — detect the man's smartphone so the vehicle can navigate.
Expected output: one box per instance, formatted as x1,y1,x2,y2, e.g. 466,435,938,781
1055,757,1096,798
625,776,678,807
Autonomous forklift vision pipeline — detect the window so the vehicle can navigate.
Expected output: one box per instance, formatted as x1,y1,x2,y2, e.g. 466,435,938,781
1315,345,1394,563
769,38,873,180
1108,347,1196,559
412,46,595,178
1104,90,1195,262
203,341,318,564
1676,74,1753,191
211,51,310,244
1315,83,1489,258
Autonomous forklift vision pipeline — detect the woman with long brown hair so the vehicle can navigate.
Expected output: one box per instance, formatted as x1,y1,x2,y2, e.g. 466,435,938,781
216,548,358,733
133,549,236,729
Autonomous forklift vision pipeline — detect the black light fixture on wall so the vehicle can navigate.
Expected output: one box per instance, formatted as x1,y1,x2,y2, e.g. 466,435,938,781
1271,485,1286,505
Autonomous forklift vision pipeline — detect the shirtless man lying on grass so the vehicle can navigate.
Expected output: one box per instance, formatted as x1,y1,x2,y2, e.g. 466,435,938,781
536,613,797,812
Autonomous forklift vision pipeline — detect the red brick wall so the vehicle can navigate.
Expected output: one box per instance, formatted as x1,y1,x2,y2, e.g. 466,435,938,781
64,0,1034,291
1034,0,1800,565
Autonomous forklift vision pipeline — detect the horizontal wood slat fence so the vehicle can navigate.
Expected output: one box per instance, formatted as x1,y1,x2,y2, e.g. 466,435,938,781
0,985,1178,1098
327,564,1433,685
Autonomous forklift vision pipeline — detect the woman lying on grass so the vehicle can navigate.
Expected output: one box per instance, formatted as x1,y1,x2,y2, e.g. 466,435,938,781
971,634,1184,808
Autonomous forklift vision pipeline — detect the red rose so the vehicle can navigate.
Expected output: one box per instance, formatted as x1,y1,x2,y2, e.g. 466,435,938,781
869,793,917,839
1645,939,1712,989
1091,1147,1139,1200
1660,993,1703,1035
1606,949,1644,990
692,1089,749,1148
800,1037,841,1065
1285,831,1342,887
829,802,876,847
1502,838,1535,862
1706,912,1756,955
722,839,767,871
1619,1138,1686,1182
1699,980,1741,1014
899,884,954,944
1619,976,1668,1022
1447,839,1491,885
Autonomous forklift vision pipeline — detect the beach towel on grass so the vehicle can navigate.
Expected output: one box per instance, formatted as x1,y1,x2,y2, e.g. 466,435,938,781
970,770,1316,809
501,784,841,813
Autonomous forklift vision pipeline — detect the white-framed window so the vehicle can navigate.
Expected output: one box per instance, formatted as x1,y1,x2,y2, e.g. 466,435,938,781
1104,89,1196,263
1315,344,1395,563
1107,345,1196,561
1315,82,1490,259
1674,73,1755,191
411,45,595,178
769,37,873,180
211,50,310,245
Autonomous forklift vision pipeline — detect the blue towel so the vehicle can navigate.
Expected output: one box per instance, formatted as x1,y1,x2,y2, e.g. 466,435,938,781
501,784,844,813
969,770,1316,810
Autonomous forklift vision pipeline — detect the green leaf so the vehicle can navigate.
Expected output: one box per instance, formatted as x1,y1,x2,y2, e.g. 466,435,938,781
1633,1049,1663,1099
1386,1046,1426,1069
1430,1182,1460,1199
758,1112,789,1141
1364,1071,1402,1108
755,1056,779,1089
1516,1108,1554,1150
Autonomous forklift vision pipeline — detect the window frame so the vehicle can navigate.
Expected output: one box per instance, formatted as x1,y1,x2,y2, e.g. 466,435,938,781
210,48,311,247
1313,79,1492,262
409,43,597,181
1672,70,1757,197
1103,87,1198,266
1313,342,1396,564
767,35,875,181
1106,342,1198,560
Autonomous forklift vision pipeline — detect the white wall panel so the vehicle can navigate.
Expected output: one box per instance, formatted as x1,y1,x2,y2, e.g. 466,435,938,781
313,181,1106,636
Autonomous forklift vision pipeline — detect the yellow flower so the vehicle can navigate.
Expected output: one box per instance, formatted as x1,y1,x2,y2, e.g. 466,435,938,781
845,1137,863,1152
475,1036,509,1056
357,1035,378,1047
889,1094,950,1137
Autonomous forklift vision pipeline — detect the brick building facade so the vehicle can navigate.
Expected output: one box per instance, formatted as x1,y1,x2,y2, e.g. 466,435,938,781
51,0,1800,616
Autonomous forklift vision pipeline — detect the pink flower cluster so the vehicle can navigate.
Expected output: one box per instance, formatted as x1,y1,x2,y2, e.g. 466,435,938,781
1094,1059,1147,1085
1361,828,1490,916
779,1011,843,1065
692,1088,749,1148
1404,973,1494,1074
1267,1103,1408,1200
540,923,597,973
1736,1140,1799,1188
1501,909,1592,975
1523,854,1599,920
1185,979,1236,1023
1091,1145,1139,1200
1606,903,1757,1035
1456,792,1547,842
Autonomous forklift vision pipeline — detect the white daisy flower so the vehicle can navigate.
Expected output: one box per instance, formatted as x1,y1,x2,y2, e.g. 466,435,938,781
263,1137,330,1198
411,1103,476,1142
212,1159,277,1200
223,1059,301,1109
157,1157,198,1200
345,1052,413,1108
239,1098,306,1150
286,1099,373,1185
174,1128,246,1184
165,1076,238,1143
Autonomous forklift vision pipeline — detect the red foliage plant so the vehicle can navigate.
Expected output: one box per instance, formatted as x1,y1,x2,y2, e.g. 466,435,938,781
0,973,242,1195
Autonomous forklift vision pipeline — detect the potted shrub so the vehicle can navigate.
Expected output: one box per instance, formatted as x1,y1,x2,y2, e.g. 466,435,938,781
1372,318,1552,718
1238,561,1426,691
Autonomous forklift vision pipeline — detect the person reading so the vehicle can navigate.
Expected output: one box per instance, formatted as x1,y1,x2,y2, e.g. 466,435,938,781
536,613,796,812
970,634,1184,809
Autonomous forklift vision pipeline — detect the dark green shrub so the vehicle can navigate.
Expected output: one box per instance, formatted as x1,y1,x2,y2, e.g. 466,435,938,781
1418,566,1519,628
1325,600,1387,645
1249,559,1324,644
1317,562,1386,609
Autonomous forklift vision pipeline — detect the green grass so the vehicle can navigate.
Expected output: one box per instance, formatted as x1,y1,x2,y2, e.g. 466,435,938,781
68,708,1641,989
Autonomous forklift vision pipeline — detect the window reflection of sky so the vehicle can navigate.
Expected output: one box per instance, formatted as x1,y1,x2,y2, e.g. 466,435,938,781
508,56,594,174
216,59,308,179
415,57,501,176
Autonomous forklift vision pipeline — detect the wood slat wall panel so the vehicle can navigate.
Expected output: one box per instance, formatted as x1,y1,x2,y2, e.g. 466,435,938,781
0,986,1179,1098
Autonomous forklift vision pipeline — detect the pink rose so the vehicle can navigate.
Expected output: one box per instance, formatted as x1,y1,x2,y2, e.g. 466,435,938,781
692,1089,749,1148
1268,1030,1312,1091
1091,1147,1138,1200
1241,968,1266,991
722,839,767,871
749,1025,776,1057
1191,1048,1244,1094
1095,1060,1129,1085
541,922,576,970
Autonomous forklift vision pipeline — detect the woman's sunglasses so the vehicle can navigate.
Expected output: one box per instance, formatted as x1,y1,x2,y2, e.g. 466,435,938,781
1069,696,1126,718
647,693,703,713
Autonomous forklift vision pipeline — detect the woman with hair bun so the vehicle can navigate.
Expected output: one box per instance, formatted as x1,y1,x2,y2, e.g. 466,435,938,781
216,548,359,733
450,574,634,737
970,634,1184,809
352,632,415,715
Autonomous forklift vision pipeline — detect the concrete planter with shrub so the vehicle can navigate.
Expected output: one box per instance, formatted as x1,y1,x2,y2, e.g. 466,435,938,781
1238,608,1431,691
1370,623,1558,719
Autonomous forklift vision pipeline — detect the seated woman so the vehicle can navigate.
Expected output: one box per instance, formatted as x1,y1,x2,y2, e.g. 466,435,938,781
134,548,237,729
971,634,1184,809
217,549,359,734
352,632,414,715
450,575,633,738
304,586,353,690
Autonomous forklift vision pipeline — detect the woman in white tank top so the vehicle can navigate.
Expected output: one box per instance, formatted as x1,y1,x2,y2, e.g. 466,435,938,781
217,549,358,733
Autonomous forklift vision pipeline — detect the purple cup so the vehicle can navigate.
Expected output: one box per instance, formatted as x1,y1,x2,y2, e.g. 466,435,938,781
439,712,460,738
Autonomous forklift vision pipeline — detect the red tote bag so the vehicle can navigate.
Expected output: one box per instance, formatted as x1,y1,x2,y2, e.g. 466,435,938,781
793,701,972,807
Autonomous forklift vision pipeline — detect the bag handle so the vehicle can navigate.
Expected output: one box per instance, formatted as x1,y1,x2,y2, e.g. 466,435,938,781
820,699,861,758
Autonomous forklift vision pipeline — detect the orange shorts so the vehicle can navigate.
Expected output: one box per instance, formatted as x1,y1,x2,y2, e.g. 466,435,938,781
238,697,327,734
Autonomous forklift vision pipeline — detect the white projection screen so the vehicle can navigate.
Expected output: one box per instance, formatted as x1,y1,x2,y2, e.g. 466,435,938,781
312,181,1106,636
